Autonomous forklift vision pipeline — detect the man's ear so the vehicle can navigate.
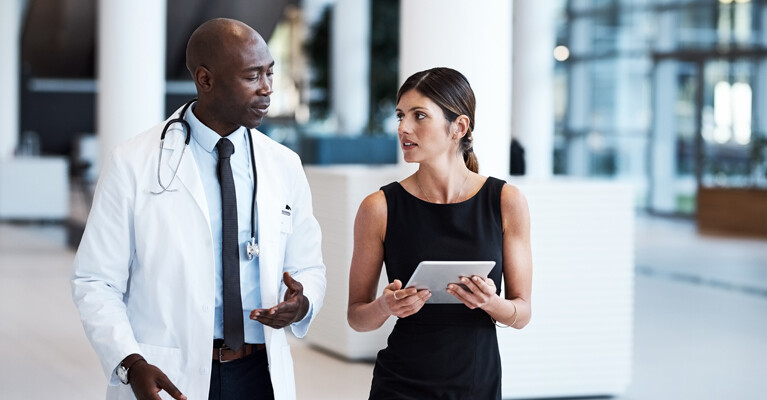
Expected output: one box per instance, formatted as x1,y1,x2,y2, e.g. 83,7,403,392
194,66,213,92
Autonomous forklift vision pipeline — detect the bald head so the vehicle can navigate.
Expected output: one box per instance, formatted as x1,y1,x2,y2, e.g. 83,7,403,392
183,18,275,135
186,18,264,76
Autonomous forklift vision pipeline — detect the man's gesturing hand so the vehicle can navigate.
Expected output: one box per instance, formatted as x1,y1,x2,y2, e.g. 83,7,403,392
129,360,187,400
250,272,310,329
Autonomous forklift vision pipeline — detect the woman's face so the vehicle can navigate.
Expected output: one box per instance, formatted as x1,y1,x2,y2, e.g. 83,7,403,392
395,89,456,164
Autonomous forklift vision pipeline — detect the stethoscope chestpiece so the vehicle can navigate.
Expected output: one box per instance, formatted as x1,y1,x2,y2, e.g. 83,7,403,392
246,238,260,259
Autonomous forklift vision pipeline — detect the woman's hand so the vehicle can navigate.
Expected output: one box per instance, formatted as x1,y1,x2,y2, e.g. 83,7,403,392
378,279,431,318
446,275,499,310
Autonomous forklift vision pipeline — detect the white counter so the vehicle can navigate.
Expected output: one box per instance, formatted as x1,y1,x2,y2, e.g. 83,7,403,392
304,165,634,399
0,157,69,220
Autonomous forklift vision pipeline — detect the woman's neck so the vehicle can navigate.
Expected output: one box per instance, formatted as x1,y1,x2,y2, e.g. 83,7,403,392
416,161,471,204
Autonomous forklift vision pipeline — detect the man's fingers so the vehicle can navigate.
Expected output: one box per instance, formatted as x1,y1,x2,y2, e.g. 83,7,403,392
158,376,187,400
283,271,304,294
253,313,293,328
283,271,294,285
251,301,299,328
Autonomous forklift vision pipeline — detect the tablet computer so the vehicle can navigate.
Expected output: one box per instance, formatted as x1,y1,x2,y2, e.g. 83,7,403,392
404,261,496,304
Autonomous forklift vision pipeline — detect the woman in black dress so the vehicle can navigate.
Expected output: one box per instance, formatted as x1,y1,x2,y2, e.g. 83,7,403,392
347,67,533,400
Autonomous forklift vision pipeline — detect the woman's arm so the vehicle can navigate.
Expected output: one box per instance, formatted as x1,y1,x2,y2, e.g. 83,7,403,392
447,183,532,328
347,191,431,332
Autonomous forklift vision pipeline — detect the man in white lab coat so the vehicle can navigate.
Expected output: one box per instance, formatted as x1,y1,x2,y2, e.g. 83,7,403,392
71,18,326,400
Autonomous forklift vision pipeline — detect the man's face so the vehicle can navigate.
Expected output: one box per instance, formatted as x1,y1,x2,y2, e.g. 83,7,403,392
210,36,274,131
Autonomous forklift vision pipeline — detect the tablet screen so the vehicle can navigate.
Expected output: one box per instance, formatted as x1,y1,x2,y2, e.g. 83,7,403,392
404,261,496,304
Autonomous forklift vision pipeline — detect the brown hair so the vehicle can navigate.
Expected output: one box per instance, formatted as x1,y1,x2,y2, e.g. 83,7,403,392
396,67,478,173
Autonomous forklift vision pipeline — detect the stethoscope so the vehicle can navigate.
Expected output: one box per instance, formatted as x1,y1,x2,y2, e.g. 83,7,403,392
153,98,260,259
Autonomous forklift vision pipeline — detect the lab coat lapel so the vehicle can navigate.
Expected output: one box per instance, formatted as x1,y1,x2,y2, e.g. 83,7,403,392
251,129,282,308
160,118,211,230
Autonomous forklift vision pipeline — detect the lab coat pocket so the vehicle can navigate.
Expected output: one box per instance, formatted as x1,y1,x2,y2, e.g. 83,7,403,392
138,342,183,387
280,206,293,234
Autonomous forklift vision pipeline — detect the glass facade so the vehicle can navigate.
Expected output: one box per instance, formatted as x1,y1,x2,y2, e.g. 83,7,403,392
555,0,767,214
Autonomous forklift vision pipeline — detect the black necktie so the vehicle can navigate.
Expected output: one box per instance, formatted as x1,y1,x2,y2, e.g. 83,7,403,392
216,138,244,351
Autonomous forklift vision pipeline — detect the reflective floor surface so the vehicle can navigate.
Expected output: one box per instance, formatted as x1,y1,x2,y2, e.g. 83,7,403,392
1,214,766,399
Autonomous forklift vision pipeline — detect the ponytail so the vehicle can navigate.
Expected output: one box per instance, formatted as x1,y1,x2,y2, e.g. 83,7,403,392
461,129,479,173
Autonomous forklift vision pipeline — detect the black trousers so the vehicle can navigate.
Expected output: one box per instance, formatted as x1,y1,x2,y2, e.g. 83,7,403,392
208,348,274,400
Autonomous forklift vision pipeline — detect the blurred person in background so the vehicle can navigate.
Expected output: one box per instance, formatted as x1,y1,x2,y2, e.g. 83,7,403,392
347,67,533,399
71,18,325,400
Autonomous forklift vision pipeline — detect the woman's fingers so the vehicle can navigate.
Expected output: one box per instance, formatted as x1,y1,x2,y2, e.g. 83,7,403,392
396,290,431,317
447,276,497,309
392,287,418,301
390,289,430,317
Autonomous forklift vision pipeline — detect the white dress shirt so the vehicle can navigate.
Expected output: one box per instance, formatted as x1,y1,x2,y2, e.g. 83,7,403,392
185,106,265,344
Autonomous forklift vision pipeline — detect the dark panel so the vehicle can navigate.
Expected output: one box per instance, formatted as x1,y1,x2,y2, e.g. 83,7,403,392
166,0,301,79
21,90,94,155
21,0,297,79
21,88,198,157
19,0,299,156
21,0,96,78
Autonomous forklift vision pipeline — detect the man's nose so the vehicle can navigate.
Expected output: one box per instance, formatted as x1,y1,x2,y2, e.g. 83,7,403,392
259,78,273,96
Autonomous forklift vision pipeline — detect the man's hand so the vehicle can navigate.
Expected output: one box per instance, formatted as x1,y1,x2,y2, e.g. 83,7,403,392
129,360,187,400
250,272,310,329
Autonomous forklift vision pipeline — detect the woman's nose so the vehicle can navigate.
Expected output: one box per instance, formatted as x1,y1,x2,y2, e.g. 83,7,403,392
398,119,411,136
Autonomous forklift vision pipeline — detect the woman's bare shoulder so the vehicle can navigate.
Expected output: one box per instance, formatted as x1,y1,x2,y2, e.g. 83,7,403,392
500,183,530,220
357,190,388,222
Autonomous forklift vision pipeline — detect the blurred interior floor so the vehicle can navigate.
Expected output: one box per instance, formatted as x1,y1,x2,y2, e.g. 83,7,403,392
1,213,766,400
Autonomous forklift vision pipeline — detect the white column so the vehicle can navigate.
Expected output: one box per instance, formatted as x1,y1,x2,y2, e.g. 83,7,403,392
0,0,23,160
651,61,678,213
331,0,370,135
650,10,679,213
566,14,591,176
512,0,555,179
757,8,767,139
400,0,512,178
97,0,166,169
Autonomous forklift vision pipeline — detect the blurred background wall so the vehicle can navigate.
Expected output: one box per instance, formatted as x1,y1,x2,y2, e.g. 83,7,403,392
2,0,767,399
3,0,766,223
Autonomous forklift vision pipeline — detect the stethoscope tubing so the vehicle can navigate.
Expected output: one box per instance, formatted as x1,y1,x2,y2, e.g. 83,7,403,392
152,98,259,247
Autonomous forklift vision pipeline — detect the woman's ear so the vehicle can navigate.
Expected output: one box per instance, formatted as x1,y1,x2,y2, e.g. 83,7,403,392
453,115,470,140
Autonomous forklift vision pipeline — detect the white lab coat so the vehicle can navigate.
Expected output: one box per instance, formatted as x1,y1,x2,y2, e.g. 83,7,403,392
71,106,326,400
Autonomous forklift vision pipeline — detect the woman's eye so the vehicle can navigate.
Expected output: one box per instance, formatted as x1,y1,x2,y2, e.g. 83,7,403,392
416,113,425,120
395,114,404,122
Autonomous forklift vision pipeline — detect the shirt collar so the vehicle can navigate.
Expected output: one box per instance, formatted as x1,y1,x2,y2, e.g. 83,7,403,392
185,103,247,154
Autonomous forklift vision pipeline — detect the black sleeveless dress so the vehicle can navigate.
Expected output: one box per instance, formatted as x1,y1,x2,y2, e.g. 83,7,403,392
369,177,505,400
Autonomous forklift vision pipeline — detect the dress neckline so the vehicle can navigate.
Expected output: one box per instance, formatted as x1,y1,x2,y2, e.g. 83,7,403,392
396,177,491,206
